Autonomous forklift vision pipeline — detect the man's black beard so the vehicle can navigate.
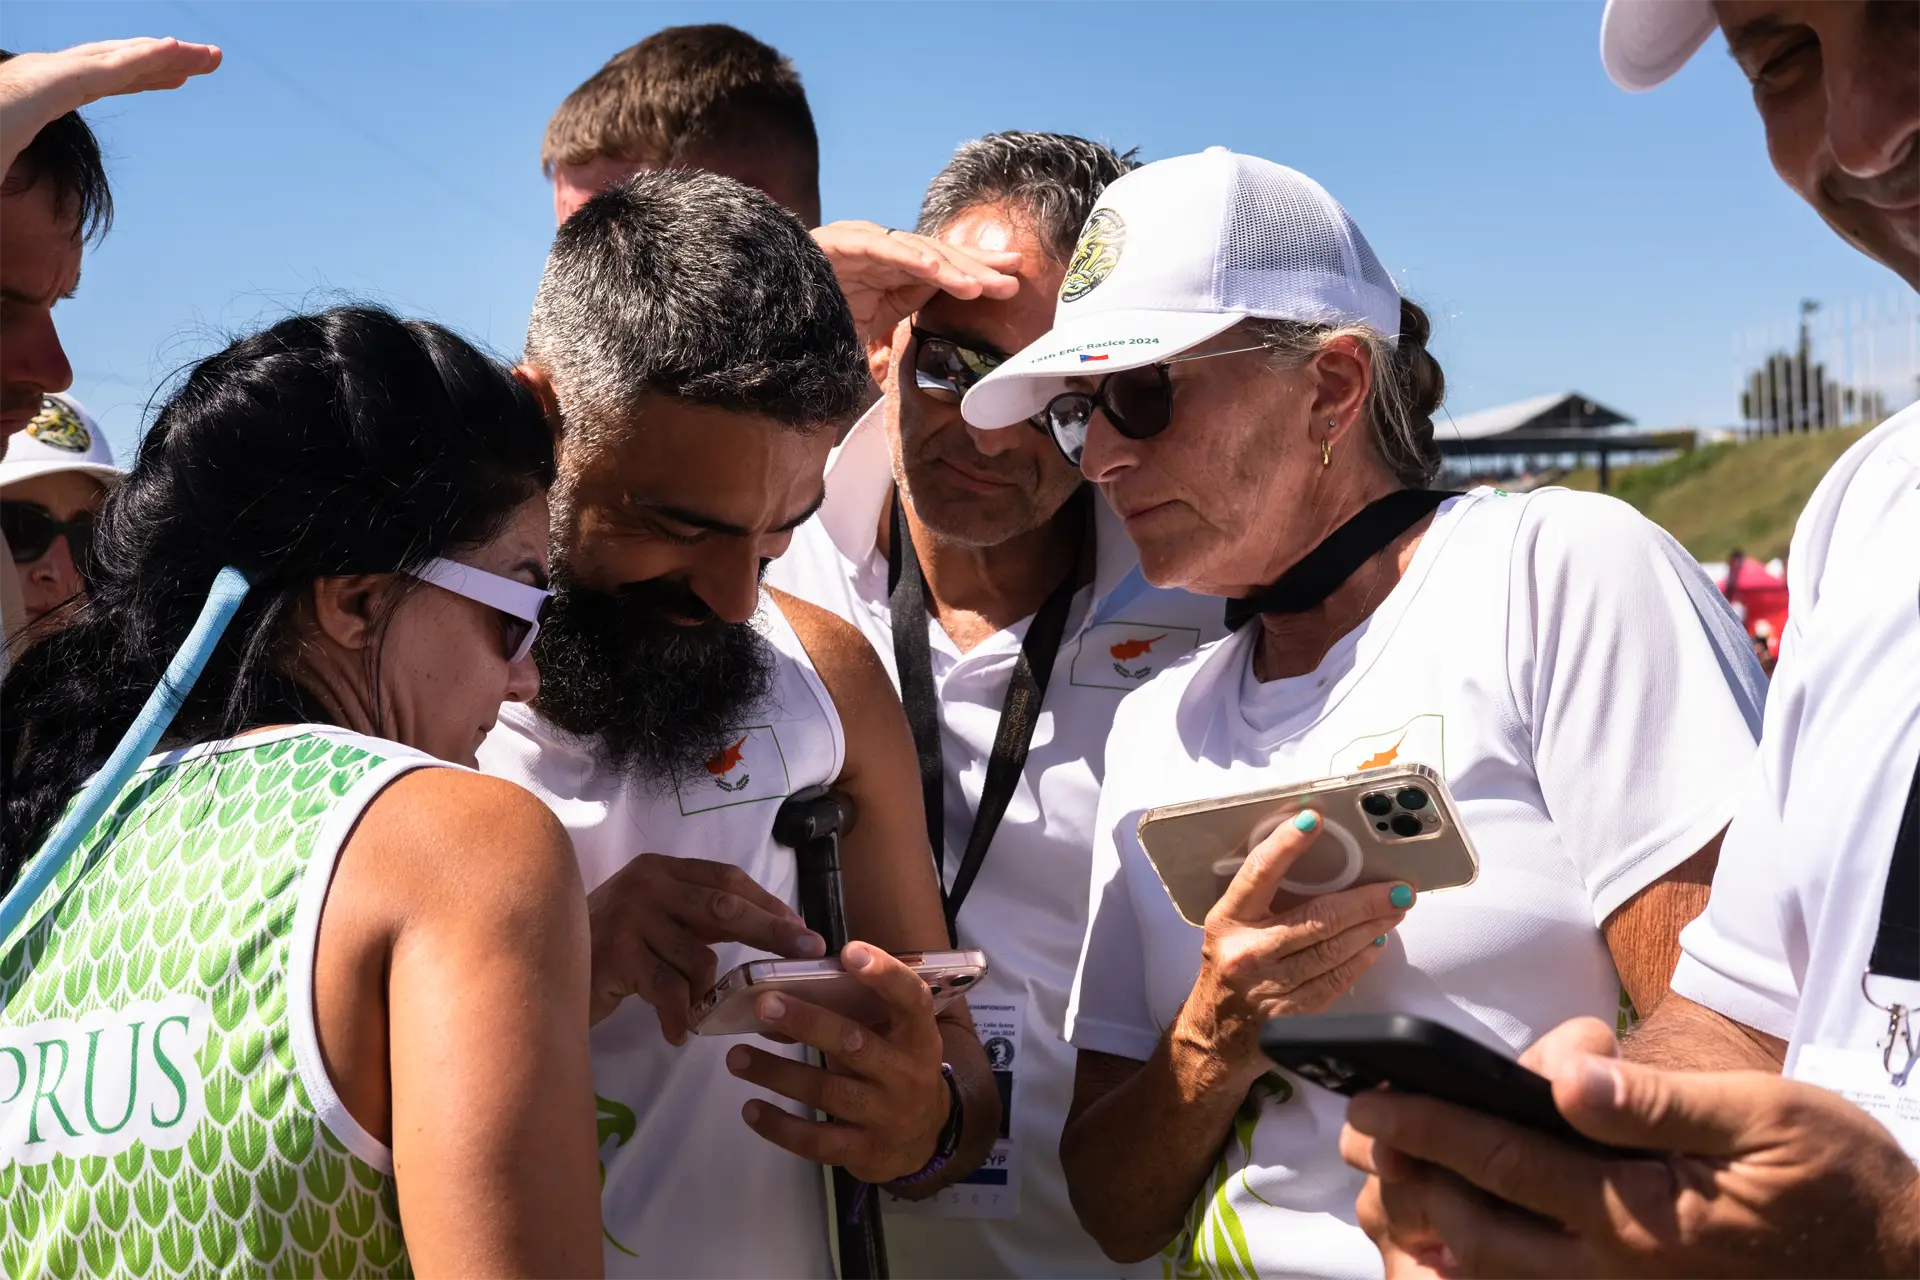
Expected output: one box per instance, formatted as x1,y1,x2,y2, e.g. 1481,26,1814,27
531,573,777,788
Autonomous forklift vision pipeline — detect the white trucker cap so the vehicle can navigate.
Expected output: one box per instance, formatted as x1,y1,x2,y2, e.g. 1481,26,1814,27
1600,0,1717,92
961,147,1401,430
0,394,122,488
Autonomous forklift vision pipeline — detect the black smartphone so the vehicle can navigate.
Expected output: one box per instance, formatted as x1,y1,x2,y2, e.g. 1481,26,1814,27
1260,1013,1644,1157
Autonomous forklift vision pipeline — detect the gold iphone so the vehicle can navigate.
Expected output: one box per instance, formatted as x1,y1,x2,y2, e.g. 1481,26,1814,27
1136,764,1478,926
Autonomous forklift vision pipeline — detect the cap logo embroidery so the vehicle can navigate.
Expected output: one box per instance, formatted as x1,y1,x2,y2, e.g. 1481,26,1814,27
1060,209,1125,304
26,397,91,453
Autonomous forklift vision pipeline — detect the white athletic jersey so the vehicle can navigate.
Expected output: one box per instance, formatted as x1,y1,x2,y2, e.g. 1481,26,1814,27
1673,404,1920,1157
767,404,1228,1277
478,594,845,1278
1067,487,1768,1280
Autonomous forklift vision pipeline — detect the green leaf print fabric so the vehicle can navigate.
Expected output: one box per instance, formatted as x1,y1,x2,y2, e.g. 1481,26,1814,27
1,731,411,1278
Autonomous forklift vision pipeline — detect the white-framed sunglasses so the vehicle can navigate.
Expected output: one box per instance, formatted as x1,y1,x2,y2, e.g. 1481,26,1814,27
407,557,551,663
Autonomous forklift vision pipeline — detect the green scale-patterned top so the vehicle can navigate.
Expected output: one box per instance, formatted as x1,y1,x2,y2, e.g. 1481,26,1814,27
0,726,443,1279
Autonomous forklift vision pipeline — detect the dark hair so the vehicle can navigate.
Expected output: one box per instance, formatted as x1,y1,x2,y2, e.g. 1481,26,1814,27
540,24,817,206
0,306,554,877
524,169,866,444
0,49,113,243
1251,297,1445,488
916,131,1139,265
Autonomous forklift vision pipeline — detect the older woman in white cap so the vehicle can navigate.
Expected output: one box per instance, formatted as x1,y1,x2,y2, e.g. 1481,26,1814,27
960,148,1771,1278
0,392,122,648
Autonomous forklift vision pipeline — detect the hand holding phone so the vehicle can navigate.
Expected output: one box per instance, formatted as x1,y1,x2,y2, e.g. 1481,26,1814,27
1261,1013,1644,1156
717,942,977,1185
1170,809,1412,1080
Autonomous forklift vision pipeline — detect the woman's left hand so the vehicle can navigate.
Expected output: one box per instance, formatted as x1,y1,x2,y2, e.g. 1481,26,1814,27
726,940,951,1184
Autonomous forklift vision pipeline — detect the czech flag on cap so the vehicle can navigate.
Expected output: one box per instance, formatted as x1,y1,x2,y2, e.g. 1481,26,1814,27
1079,353,1109,362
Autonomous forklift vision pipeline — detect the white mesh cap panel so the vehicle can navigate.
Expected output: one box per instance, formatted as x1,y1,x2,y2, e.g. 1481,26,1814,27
960,148,1406,428
1216,155,1401,339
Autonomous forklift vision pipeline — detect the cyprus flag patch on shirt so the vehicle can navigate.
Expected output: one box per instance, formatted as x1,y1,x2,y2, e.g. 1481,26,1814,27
1070,622,1201,691
1328,713,1447,776
675,725,793,815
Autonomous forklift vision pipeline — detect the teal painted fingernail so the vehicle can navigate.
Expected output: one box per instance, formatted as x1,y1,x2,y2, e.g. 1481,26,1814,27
1372,935,1388,947
1389,884,1414,909
1293,811,1319,832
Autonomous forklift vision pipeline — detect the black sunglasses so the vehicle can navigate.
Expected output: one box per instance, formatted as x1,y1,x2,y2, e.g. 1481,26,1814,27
0,501,94,568
1040,343,1268,466
910,327,1049,435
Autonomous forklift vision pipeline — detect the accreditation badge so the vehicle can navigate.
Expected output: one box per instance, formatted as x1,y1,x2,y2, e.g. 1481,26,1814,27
1793,1045,1920,1159
883,997,1024,1219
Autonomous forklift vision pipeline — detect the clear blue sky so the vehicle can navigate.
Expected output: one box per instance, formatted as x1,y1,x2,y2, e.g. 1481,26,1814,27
6,0,1908,458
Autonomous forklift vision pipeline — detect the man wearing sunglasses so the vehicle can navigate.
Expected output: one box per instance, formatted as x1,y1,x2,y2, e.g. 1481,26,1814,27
768,131,1227,1278
1338,3,1920,1277
0,392,120,639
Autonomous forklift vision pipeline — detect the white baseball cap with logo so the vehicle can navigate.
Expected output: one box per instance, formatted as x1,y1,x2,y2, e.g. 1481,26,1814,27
0,393,123,489
1599,0,1718,92
960,147,1401,431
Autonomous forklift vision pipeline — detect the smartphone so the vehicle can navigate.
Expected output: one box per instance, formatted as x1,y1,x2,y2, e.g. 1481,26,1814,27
1260,1013,1644,1157
1136,764,1478,926
688,949,990,1037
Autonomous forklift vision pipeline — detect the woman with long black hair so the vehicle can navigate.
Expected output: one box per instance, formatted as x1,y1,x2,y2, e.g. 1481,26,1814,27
0,306,601,1277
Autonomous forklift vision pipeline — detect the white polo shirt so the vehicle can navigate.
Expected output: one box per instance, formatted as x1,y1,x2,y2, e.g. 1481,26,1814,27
1673,404,1920,1157
1067,487,1768,1280
767,404,1228,1278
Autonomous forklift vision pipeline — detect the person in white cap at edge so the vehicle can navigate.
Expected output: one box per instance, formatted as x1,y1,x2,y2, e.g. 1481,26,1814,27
1337,3,1920,1277
958,145,1769,1280
0,392,122,642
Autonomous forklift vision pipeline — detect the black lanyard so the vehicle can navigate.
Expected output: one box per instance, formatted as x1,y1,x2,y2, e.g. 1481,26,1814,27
1224,489,1459,631
1862,745,1919,1087
887,488,1084,945
1870,748,1920,983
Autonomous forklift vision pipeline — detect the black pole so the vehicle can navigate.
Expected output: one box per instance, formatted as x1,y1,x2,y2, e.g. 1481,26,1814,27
774,787,889,1280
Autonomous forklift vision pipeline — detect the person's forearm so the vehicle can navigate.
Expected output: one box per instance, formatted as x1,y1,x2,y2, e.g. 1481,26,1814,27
886,1012,1001,1197
1062,1016,1263,1263
1621,991,1786,1071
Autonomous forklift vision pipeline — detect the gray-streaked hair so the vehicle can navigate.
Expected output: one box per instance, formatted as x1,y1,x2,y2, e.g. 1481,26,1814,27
915,131,1140,264
1250,297,1446,488
524,169,865,450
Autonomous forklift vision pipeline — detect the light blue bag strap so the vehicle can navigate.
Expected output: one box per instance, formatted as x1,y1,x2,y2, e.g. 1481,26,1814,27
0,566,251,947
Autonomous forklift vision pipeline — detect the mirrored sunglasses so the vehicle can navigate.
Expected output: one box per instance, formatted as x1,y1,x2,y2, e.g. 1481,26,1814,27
911,327,1049,434
1041,343,1268,467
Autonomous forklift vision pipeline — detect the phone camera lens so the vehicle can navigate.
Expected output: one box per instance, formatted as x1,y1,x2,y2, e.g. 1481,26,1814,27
950,974,974,987
928,985,942,997
1395,788,1429,812
1361,793,1394,817
1390,814,1423,838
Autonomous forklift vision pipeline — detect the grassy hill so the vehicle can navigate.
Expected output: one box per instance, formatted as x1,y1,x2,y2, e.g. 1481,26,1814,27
1554,425,1872,562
